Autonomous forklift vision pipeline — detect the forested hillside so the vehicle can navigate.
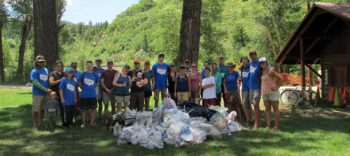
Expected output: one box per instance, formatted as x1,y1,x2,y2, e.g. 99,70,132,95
2,0,348,82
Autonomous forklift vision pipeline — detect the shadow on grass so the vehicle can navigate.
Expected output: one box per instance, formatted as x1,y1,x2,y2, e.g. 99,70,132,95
0,104,349,156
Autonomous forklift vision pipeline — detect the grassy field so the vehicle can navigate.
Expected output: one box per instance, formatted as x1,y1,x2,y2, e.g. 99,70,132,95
0,87,349,156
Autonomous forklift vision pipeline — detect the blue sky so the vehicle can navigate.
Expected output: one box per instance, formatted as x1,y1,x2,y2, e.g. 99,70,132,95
62,0,140,24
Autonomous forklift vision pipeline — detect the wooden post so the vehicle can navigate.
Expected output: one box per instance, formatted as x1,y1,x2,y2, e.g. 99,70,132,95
300,38,306,91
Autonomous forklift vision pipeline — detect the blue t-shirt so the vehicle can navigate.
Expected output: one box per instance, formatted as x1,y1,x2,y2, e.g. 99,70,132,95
59,78,77,106
30,68,49,96
224,71,240,91
248,60,261,90
241,65,250,92
74,70,82,82
201,68,206,79
152,63,168,89
79,72,100,98
95,66,105,77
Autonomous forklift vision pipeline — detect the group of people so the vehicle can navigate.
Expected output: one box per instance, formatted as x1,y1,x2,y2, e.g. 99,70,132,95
30,51,283,130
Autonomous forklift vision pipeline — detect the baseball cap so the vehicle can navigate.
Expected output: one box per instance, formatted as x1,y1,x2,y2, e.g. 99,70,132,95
133,59,140,64
227,62,236,67
249,51,257,55
95,58,102,61
107,59,113,63
258,57,268,63
179,65,186,69
219,55,225,59
169,63,175,67
124,64,130,69
35,55,46,62
66,67,74,73
144,60,150,65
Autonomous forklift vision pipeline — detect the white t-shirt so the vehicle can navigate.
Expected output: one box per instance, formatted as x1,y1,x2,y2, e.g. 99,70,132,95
202,76,216,99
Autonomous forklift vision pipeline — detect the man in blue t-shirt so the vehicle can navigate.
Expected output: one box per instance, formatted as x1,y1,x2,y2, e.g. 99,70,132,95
79,61,100,128
248,51,262,130
30,55,52,128
152,53,169,108
240,56,253,126
95,58,105,120
59,68,77,128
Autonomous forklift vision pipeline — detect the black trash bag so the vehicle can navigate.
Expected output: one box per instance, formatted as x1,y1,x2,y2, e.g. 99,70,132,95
178,101,216,121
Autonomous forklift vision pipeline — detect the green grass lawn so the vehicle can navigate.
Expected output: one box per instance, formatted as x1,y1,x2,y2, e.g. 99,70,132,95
0,87,349,156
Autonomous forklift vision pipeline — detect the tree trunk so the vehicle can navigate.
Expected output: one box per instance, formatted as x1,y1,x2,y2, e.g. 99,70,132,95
0,28,4,83
178,0,202,65
33,0,59,71
16,15,32,80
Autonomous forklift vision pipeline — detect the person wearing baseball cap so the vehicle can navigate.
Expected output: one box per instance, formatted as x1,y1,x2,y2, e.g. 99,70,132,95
185,59,191,73
100,59,118,115
30,55,51,128
59,67,78,128
224,62,242,122
239,56,253,126
143,60,153,111
248,50,262,130
130,59,142,79
174,65,191,104
168,63,177,102
259,57,283,130
152,53,169,108
94,58,105,120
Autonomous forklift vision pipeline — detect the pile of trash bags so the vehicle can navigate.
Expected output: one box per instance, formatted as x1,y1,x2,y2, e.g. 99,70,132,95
113,98,241,149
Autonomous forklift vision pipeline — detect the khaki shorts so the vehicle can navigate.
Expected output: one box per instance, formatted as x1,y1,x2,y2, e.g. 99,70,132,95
154,89,167,101
262,91,280,102
249,89,261,105
102,91,115,105
115,95,130,104
241,91,251,108
177,92,189,102
32,96,48,112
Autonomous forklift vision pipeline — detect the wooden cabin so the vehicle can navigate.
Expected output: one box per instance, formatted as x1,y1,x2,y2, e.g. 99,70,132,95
275,2,350,100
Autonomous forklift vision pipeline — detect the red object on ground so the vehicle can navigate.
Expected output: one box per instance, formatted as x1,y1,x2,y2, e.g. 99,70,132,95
329,87,335,102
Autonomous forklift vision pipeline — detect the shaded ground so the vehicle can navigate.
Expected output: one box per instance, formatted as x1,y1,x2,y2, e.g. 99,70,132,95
0,88,349,156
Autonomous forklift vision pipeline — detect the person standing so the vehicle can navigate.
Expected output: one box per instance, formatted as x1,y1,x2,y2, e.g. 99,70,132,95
59,68,77,128
49,60,65,127
174,65,191,104
201,61,210,79
113,66,131,112
202,68,216,107
167,63,177,102
260,58,283,129
101,60,118,115
130,71,148,111
69,62,82,80
185,59,191,73
152,54,169,108
240,56,253,126
30,55,51,128
211,63,222,106
224,63,242,122
143,61,154,111
95,58,105,120
248,51,262,130
218,55,228,107
79,61,100,128
189,63,201,104
130,59,142,78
